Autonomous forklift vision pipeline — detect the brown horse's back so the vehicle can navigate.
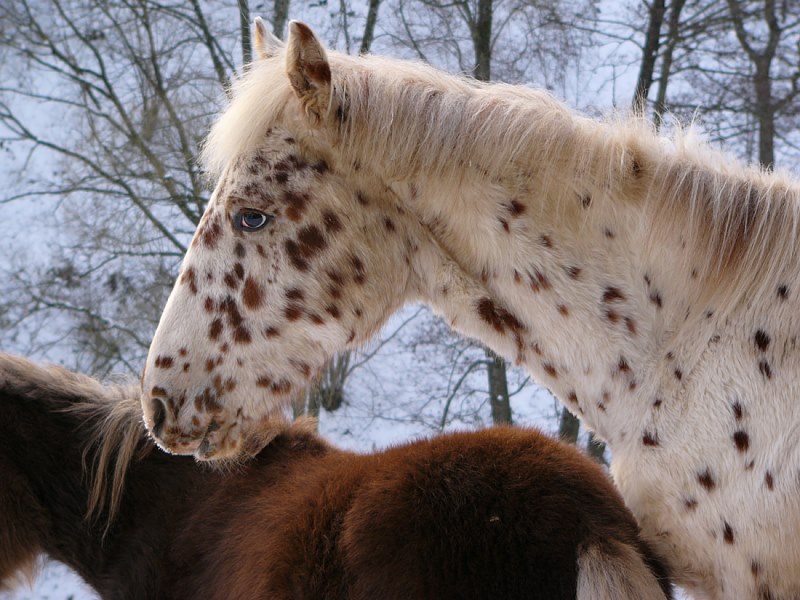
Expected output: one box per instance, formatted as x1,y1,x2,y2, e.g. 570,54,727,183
194,426,671,600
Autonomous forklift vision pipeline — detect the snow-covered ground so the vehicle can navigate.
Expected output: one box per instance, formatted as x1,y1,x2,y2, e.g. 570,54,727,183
1,562,97,600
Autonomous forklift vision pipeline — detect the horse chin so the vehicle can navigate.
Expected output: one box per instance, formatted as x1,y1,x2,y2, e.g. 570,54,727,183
194,413,292,462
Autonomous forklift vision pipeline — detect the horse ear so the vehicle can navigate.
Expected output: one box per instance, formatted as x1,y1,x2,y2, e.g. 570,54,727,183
253,17,283,60
285,21,331,126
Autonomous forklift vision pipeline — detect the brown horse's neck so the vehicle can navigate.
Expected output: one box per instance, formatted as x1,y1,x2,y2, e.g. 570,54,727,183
0,372,332,599
0,384,189,598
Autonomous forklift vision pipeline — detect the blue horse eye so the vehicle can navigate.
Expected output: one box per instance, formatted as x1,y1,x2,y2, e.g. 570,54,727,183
235,211,272,231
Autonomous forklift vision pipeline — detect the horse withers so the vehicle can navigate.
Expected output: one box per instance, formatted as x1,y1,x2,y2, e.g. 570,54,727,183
0,353,671,599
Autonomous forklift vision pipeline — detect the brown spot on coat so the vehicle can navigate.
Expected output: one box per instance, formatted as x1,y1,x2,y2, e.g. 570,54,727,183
765,471,774,490
777,285,789,299
674,368,683,381
234,326,252,344
312,159,329,175
351,255,366,285
220,296,244,328
476,297,525,335
754,330,771,352
631,156,643,178
698,469,716,491
733,401,743,420
566,266,581,279
234,243,246,258
506,200,525,216
154,355,175,369
602,287,625,303
200,217,222,248
649,292,663,308
270,379,292,395
322,211,342,233
542,363,558,378
758,359,772,379
264,326,280,338
285,239,310,271
283,190,310,221
723,521,734,544
684,498,698,511
286,288,305,301
733,431,750,452
529,270,551,292
642,432,659,447
224,273,239,289
242,277,264,309
557,304,569,317
625,317,637,335
181,267,198,295
209,318,223,341
285,304,304,321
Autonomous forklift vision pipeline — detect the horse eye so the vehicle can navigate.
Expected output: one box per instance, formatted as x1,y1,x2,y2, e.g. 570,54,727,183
235,210,273,232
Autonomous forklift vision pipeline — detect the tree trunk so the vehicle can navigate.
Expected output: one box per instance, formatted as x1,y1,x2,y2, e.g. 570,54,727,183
632,0,666,115
587,432,607,464
558,407,579,444
359,0,382,55
653,0,686,129
272,0,291,37
754,58,775,169
726,0,780,169
486,348,512,424
472,0,493,81
238,0,251,66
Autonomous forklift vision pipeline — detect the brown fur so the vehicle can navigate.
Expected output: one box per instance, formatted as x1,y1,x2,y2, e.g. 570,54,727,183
0,353,672,599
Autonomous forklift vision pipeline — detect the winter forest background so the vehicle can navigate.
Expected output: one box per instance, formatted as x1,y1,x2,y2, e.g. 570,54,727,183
1,0,799,597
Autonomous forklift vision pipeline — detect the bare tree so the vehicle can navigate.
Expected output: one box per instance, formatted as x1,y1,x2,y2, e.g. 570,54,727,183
664,0,800,167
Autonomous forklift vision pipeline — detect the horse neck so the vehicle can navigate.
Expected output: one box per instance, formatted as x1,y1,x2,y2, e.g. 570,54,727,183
391,104,793,447
0,384,99,584
0,376,184,598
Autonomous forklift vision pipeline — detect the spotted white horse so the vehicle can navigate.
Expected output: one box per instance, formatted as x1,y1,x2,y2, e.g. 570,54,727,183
142,18,800,600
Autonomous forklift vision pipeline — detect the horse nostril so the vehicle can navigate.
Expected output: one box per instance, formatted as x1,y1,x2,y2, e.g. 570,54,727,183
149,396,168,438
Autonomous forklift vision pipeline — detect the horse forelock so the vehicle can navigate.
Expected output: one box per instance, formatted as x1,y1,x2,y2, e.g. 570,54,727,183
0,354,149,530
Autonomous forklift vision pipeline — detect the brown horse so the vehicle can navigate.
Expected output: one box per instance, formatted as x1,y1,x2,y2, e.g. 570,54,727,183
0,352,672,599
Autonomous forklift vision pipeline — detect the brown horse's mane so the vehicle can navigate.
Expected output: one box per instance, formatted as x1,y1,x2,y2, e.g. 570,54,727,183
0,354,148,527
0,353,307,531
203,46,800,319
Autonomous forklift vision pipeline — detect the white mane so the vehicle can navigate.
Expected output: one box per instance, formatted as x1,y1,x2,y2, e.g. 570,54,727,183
202,45,800,315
